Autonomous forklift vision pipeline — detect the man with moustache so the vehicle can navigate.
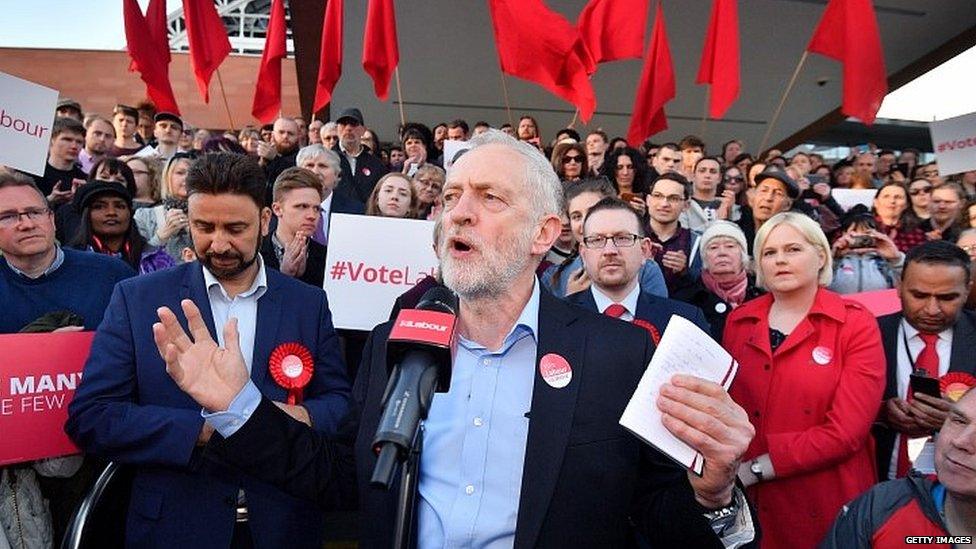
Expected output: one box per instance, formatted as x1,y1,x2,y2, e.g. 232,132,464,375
66,153,351,549
157,132,758,548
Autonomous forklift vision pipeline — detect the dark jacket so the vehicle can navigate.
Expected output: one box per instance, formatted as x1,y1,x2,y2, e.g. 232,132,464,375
332,144,388,205
566,285,711,341
263,149,298,205
208,290,757,548
671,274,763,343
872,311,976,480
260,232,329,289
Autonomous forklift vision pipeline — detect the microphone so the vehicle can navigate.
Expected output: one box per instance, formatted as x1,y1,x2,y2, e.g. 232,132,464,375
371,286,458,489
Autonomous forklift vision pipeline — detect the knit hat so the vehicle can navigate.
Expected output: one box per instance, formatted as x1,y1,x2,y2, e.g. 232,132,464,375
700,220,748,253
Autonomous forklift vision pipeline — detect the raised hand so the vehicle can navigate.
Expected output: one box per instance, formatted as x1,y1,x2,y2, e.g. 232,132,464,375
657,374,755,509
280,232,309,278
153,299,249,412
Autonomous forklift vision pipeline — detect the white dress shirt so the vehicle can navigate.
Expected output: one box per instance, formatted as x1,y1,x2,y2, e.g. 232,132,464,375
590,283,640,321
201,257,269,373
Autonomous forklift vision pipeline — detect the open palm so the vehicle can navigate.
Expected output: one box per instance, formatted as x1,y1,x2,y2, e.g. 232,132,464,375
153,299,249,412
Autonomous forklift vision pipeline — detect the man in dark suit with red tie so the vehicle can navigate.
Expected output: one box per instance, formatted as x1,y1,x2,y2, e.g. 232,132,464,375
874,241,976,481
156,131,759,548
566,196,711,342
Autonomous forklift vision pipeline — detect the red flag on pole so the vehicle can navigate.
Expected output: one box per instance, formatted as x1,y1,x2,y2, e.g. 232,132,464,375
577,0,648,64
362,0,399,101
147,0,171,65
313,0,344,112
488,0,597,122
123,0,180,114
252,0,287,123
182,0,232,103
696,0,739,119
807,0,887,125
626,2,675,145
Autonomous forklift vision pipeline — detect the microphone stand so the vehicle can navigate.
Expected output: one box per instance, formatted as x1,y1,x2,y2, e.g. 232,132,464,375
393,425,423,549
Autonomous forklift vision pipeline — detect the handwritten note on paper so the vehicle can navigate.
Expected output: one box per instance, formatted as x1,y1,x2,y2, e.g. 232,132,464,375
619,315,739,475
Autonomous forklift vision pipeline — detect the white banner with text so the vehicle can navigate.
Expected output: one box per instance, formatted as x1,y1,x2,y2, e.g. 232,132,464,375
0,71,58,176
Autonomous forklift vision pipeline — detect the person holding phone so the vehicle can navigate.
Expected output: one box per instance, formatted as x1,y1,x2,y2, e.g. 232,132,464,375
601,147,649,217
680,156,735,231
829,210,904,294
31,118,88,207
873,241,976,481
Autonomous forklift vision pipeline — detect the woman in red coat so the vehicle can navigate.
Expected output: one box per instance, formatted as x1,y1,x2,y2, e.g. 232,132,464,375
723,212,886,548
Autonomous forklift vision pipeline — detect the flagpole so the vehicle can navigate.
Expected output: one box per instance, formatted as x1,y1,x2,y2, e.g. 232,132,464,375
500,73,514,128
215,68,236,131
700,87,710,138
568,108,579,128
394,67,406,127
758,50,809,155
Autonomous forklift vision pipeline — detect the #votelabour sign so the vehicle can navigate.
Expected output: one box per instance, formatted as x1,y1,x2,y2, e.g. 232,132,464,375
0,71,58,176
324,214,439,331
930,111,976,176
0,331,93,466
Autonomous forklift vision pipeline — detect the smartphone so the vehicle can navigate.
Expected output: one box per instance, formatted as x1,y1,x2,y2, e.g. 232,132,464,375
848,235,876,248
806,174,827,185
910,374,941,398
56,179,71,192
620,192,644,203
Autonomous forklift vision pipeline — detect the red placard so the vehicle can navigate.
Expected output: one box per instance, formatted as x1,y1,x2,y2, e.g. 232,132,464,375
845,288,901,317
388,309,455,348
0,331,93,466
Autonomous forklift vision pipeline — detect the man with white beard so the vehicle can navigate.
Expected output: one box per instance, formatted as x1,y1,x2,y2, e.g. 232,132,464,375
155,131,759,548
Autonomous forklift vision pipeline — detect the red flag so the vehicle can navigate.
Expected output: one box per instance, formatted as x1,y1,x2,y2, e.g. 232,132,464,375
362,0,399,101
313,0,344,112
626,2,675,145
577,0,648,64
123,0,180,114
488,0,597,122
147,0,171,65
251,0,287,123
696,0,739,119
182,0,232,103
807,0,887,125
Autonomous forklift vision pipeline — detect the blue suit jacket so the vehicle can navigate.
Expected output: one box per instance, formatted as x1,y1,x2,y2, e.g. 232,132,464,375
566,286,711,339
65,262,350,549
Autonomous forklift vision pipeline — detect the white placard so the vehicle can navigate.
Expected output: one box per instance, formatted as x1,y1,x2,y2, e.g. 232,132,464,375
443,140,472,175
0,71,58,176
830,188,877,212
930,111,976,176
323,214,438,331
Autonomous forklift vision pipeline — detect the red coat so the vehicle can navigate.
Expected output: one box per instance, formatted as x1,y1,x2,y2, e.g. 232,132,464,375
723,288,886,549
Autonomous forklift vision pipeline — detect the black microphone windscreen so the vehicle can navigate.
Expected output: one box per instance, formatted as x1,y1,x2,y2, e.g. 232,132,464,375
417,286,459,315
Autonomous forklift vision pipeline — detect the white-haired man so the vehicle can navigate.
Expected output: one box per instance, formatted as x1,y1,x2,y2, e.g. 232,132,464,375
156,131,758,548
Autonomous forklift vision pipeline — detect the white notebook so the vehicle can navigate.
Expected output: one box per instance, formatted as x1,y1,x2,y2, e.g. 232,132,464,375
619,315,739,475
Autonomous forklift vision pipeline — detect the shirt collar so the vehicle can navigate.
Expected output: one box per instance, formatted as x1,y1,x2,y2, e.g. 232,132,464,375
590,282,640,317
8,245,64,279
202,254,269,301
320,192,335,212
458,279,540,352
901,318,953,342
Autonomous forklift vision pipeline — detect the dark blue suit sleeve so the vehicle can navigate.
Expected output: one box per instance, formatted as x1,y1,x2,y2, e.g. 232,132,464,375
65,284,204,466
300,290,351,435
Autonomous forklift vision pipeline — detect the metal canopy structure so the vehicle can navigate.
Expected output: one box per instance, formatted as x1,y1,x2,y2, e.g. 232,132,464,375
144,1,976,149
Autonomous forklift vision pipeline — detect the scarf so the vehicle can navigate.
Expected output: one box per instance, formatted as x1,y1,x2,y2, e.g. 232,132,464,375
702,269,748,308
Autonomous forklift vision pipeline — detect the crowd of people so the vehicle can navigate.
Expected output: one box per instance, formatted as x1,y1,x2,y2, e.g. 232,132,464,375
0,95,974,548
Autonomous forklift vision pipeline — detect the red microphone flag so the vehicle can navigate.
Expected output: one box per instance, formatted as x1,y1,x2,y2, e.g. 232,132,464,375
314,0,344,112
488,0,597,122
577,0,648,64
182,0,232,103
362,0,399,101
123,0,180,114
626,2,675,145
696,0,740,119
252,0,287,123
807,0,888,125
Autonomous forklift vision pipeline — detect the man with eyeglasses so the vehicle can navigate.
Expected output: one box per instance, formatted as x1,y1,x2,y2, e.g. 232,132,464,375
680,157,736,232
646,173,704,294
319,121,338,150
569,196,710,339
923,183,966,243
0,169,134,333
330,107,388,206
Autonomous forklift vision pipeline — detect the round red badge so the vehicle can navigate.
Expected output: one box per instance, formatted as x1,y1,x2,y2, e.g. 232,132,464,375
812,346,832,365
539,353,572,389
940,372,976,402
269,342,314,404
362,167,371,177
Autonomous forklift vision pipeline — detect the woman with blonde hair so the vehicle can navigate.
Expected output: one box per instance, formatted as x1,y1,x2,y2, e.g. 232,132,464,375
133,152,195,263
125,156,162,209
723,211,886,548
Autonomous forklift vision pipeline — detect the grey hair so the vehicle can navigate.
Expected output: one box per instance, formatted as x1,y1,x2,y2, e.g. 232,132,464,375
322,121,337,133
296,144,341,177
462,129,564,219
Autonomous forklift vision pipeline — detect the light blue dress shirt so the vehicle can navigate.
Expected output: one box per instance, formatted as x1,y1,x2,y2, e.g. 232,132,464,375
9,245,64,278
415,281,540,549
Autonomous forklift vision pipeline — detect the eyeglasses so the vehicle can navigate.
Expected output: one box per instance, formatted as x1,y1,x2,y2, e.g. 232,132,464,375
649,192,686,204
562,155,582,165
0,207,50,228
582,234,640,249
909,186,932,196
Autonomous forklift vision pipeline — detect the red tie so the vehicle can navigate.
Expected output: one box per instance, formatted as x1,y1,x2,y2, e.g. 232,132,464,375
604,304,627,319
895,332,940,478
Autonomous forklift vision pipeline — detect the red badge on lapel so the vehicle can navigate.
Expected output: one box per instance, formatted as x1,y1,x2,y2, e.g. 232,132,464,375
269,342,314,404
633,319,661,345
940,372,976,402
539,353,572,389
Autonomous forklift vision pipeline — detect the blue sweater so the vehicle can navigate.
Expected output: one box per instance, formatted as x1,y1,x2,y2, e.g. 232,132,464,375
0,248,135,333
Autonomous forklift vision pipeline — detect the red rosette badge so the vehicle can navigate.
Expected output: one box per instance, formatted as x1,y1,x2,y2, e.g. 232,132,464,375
940,372,976,402
269,342,314,404
632,319,661,345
